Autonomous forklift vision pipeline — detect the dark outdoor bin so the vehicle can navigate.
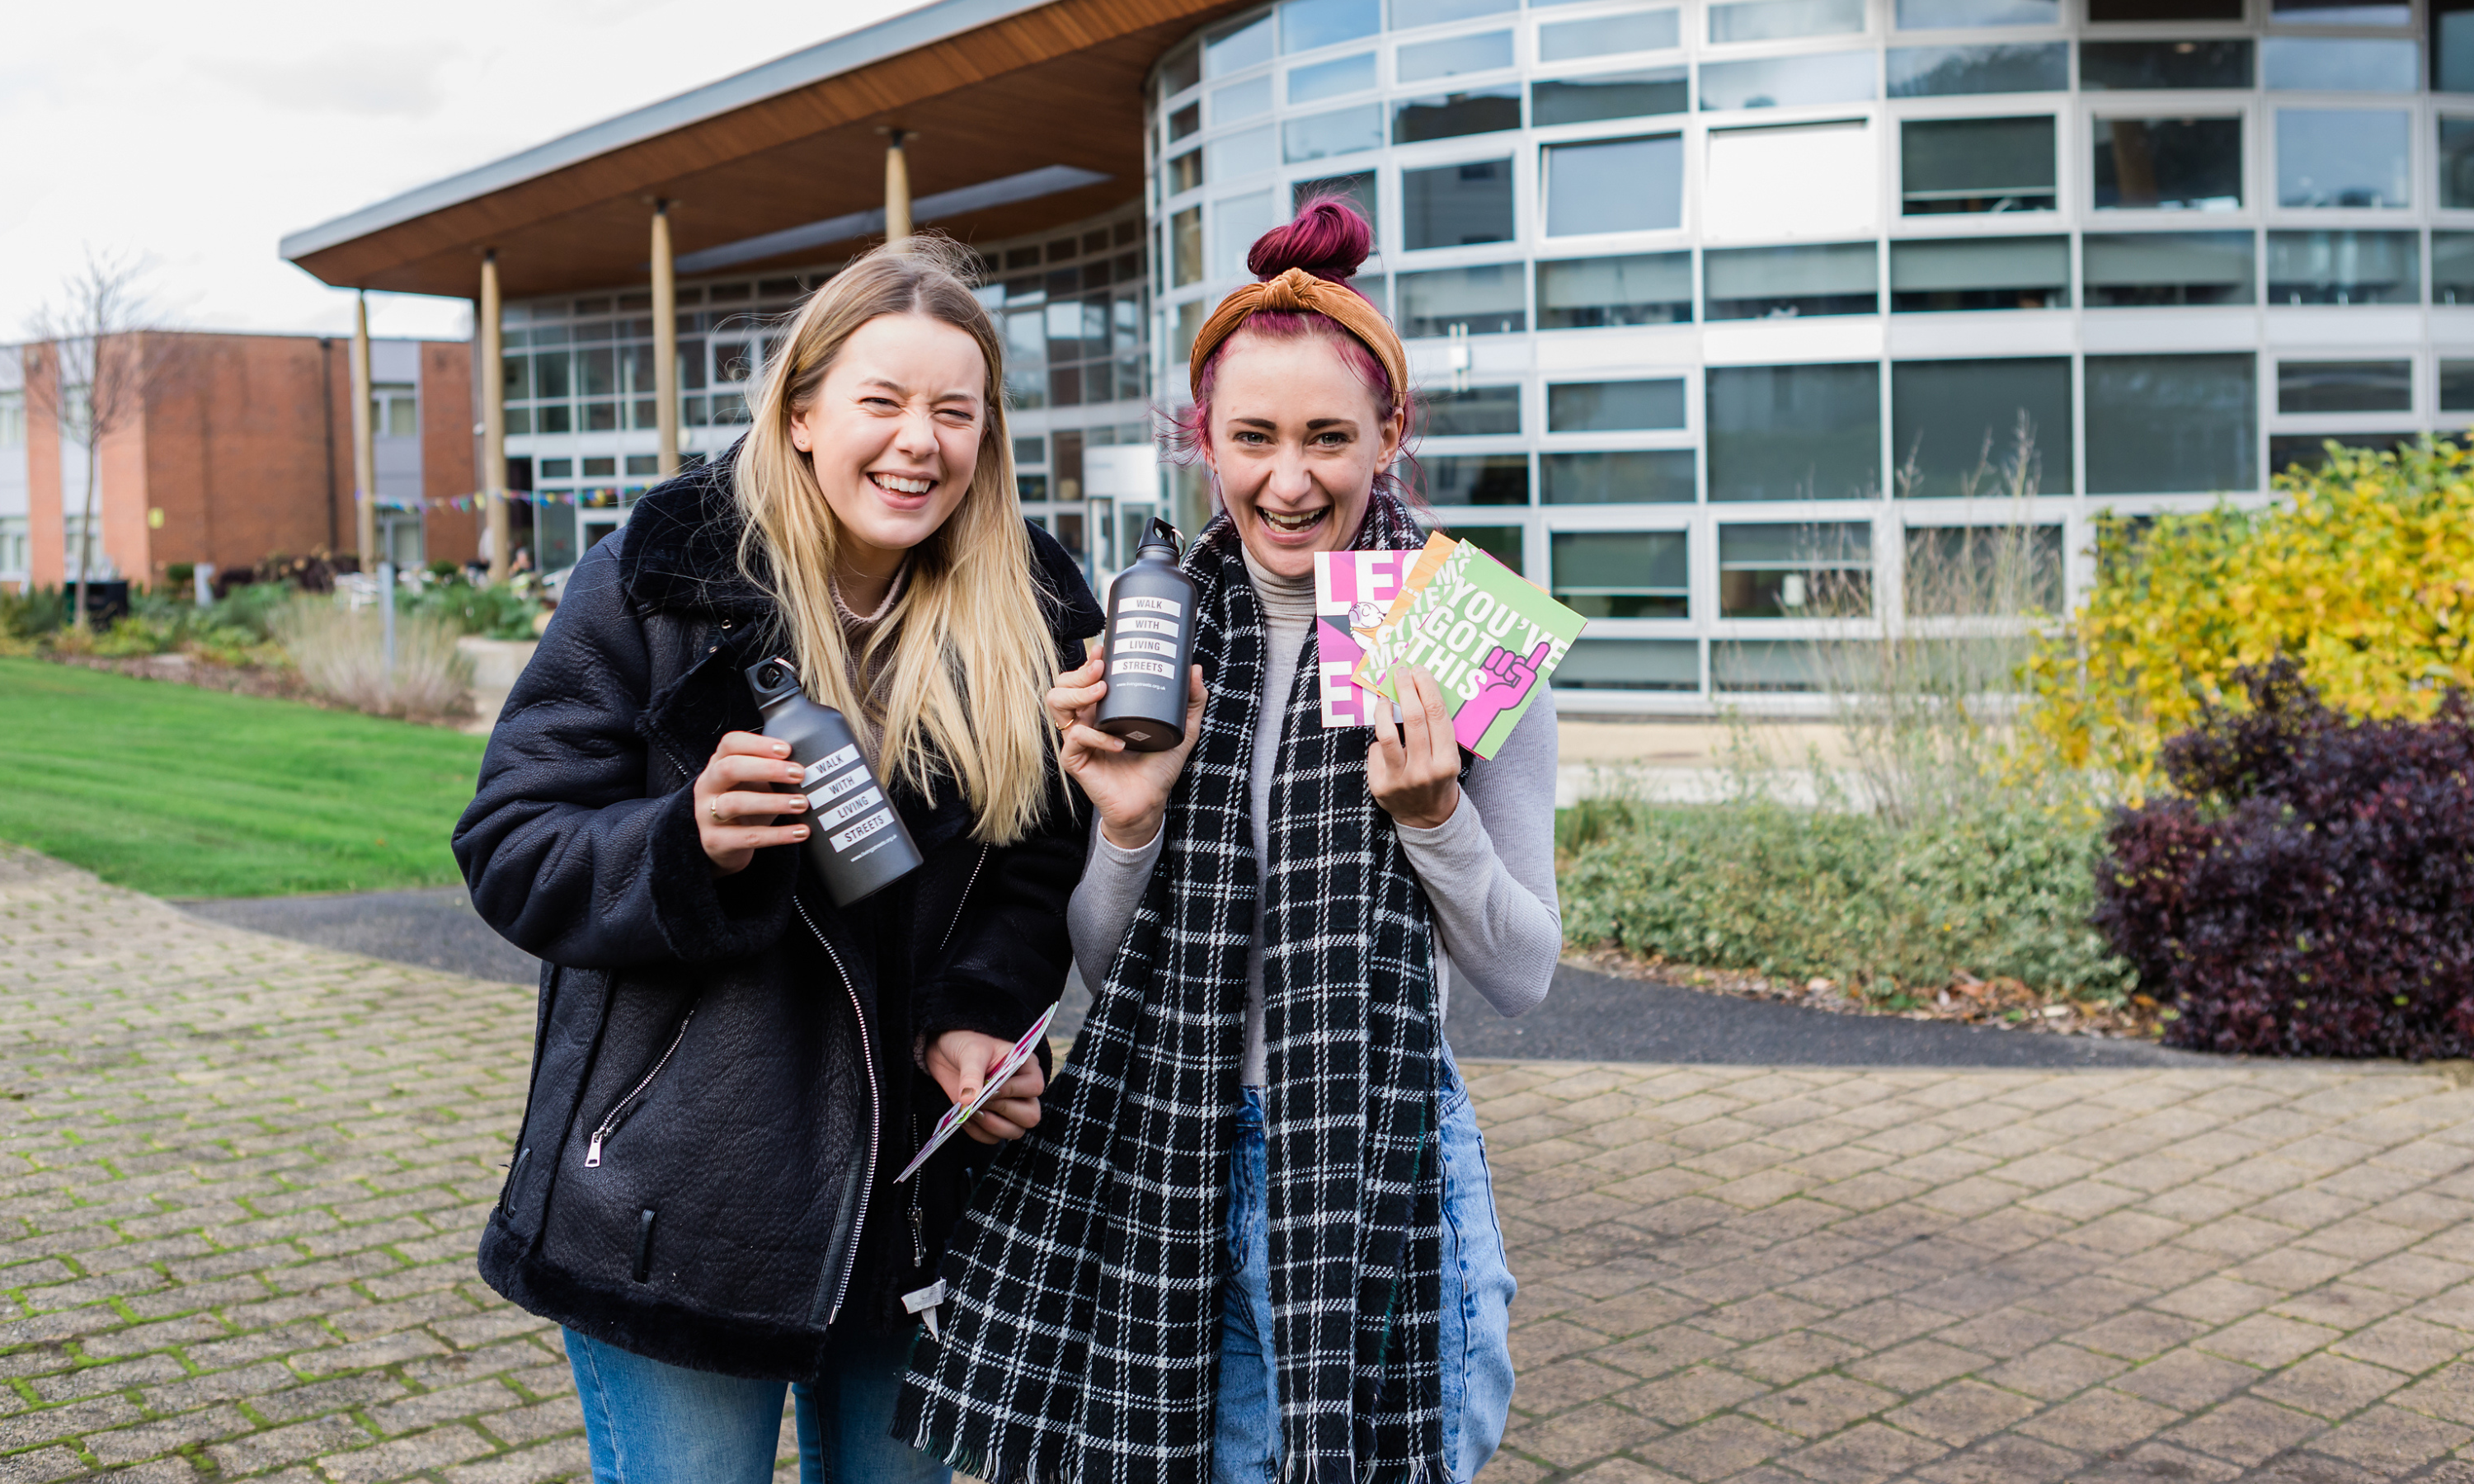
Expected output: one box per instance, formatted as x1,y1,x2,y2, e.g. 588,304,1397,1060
72,581,131,625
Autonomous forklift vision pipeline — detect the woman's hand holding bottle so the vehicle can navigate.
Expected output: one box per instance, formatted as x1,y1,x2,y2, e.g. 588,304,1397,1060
694,732,814,876
1048,653,1207,849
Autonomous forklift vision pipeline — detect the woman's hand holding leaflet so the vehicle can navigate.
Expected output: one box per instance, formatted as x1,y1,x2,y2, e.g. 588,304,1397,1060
1047,653,1209,850
1367,665,1462,831
694,731,815,876
925,1030,1047,1144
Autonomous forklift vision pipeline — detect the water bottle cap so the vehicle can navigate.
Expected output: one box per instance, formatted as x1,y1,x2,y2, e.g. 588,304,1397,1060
1140,518,1183,560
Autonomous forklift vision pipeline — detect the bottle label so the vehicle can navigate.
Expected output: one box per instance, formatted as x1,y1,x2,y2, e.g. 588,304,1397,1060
832,810,897,851
806,769,873,809
1117,614,1178,637
1111,658,1174,679
801,745,860,787
1116,636,1178,659
1120,595,1184,618
816,787,886,829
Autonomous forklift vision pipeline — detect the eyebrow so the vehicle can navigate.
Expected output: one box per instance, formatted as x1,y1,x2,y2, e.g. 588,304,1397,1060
1226,416,1359,430
856,376,979,404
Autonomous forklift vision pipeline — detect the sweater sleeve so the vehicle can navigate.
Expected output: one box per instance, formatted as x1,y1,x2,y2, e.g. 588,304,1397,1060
1393,688,1560,1019
1065,816,1166,990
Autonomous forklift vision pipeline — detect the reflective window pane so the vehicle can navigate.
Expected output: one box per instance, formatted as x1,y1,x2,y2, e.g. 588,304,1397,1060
1536,251,1695,326
1457,524,1525,572
1705,120,1876,237
1901,115,2057,214
2080,41,2253,90
2083,230,2254,306
1425,453,1531,505
1705,242,1877,319
1699,49,1877,109
1542,448,1699,502
1399,31,1515,82
2278,110,2409,209
2270,431,2418,473
2088,0,2240,19
2278,359,2411,413
1290,51,1377,103
2443,0,2474,93
1294,171,1376,232
1549,378,1687,432
1888,43,2070,96
2443,118,2474,208
1401,157,1516,249
1283,103,1385,162
1895,0,2058,26
1391,0,1517,27
1889,236,2070,311
1540,10,1679,61
1718,523,1874,617
2440,359,2474,411
1707,364,1883,500
1393,88,1524,143
1215,190,1278,278
1553,531,1690,618
2085,353,2257,495
1903,525,2065,615
1169,101,1201,142
1420,384,1523,435
1161,43,1202,96
1892,357,2073,497
2274,0,2410,21
1545,134,1682,235
1714,640,1867,688
2439,232,2474,303
1708,0,1865,43
1281,0,1380,52
1206,124,1276,180
1165,149,1202,195
1396,263,1527,335
2091,117,2243,212
2262,38,2417,91
1559,639,1700,690
2265,229,2419,304
1216,74,1272,124
1206,13,1273,75
1532,68,1689,124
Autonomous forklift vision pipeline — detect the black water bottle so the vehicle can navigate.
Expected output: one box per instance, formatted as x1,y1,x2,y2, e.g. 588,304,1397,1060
1094,519,1200,752
745,658,924,907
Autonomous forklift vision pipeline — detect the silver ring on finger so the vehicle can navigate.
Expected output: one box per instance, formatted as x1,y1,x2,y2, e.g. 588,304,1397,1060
708,801,726,824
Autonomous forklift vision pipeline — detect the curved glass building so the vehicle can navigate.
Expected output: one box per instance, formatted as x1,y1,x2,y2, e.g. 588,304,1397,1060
1144,0,2462,708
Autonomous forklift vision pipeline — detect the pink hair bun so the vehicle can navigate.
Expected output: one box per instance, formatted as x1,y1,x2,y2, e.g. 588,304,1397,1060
1245,196,1373,284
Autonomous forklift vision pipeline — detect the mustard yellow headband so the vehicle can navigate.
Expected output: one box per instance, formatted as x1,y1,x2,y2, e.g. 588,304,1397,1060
1187,267,1409,412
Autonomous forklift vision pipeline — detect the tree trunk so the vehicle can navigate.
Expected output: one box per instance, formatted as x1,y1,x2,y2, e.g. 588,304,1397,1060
73,430,98,631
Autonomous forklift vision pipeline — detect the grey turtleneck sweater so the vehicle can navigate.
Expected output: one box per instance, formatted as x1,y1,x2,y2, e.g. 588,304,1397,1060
1067,546,1561,1086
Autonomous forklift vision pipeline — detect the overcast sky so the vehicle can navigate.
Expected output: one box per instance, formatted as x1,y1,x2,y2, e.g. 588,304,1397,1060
1,0,931,344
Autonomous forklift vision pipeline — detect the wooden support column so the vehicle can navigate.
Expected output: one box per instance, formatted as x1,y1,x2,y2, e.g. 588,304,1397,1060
884,130,912,242
481,251,510,582
350,293,376,570
651,204,680,476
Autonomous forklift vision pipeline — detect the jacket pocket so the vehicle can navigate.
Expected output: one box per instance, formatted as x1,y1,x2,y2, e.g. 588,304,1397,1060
582,1007,697,1168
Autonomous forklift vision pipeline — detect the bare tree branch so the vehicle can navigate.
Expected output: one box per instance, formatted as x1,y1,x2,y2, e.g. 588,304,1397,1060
21,248,188,629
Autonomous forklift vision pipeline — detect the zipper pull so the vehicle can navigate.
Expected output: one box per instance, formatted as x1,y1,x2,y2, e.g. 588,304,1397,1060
909,1205,927,1268
586,1133,604,1168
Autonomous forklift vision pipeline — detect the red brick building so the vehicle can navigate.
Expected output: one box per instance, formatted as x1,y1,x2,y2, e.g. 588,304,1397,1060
0,331,476,594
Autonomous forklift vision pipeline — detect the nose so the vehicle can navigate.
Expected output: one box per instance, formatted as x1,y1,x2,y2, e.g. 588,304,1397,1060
891,403,938,463
1264,445,1314,505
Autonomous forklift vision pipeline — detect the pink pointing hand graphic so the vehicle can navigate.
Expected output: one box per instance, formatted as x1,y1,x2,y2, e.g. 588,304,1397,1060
1454,639,1551,749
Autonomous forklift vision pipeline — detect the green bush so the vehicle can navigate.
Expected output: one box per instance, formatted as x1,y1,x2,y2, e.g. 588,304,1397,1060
402,580,542,641
208,583,303,641
1559,794,2134,1003
0,587,67,641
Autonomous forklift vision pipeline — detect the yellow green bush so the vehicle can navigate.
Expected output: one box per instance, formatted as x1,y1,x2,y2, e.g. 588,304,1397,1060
2025,437,2474,783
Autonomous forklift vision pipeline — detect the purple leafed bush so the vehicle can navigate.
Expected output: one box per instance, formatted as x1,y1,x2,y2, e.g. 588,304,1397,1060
2095,660,2474,1058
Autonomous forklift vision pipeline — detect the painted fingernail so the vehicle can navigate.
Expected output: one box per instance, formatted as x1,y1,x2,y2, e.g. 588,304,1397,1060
774,743,790,756
786,764,805,781
792,826,809,838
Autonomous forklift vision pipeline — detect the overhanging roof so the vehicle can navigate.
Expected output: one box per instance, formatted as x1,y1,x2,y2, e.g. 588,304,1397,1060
282,0,1252,302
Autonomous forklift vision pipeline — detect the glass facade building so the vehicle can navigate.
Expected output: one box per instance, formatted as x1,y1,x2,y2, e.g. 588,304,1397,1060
506,0,2474,710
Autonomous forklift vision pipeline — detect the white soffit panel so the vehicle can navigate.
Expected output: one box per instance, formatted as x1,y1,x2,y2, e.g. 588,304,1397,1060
1703,120,1874,242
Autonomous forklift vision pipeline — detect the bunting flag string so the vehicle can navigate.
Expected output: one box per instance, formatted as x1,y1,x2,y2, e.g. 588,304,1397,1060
375,487,637,512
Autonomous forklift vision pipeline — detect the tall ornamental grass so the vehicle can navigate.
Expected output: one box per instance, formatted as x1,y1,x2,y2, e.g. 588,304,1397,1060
272,599,473,721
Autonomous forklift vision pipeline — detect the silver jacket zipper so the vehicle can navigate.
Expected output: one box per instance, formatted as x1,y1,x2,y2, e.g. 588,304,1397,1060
584,1009,696,1168
938,843,991,955
796,896,880,1328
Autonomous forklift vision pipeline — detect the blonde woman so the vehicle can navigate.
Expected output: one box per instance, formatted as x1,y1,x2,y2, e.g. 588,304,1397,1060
456,236,1100,1484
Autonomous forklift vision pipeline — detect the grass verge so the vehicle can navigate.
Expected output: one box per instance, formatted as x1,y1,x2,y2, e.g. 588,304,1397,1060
0,656,487,899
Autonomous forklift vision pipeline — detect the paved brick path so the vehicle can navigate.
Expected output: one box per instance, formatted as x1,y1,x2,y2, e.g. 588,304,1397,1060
8,847,2474,1482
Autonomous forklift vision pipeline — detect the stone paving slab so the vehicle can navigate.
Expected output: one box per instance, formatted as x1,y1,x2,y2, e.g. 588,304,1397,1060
9,846,2474,1481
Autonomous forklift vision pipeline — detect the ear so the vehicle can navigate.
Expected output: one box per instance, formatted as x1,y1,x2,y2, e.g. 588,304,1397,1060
1377,401,1408,467
788,412,812,453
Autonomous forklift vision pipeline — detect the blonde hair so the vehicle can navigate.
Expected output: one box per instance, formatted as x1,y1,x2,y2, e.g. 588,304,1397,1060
733,236,1056,845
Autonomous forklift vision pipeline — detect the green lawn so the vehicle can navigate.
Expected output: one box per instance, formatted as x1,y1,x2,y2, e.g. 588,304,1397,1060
0,657,489,899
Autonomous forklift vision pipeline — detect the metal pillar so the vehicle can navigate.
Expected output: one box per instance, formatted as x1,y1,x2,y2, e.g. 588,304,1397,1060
481,252,510,582
652,204,680,477
350,293,376,571
885,130,912,242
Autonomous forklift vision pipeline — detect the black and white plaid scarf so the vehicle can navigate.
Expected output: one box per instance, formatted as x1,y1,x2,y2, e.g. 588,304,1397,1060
897,493,1445,1484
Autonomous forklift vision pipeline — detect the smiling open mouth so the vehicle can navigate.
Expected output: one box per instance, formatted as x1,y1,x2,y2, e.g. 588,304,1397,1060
871,472,934,495
1260,506,1327,534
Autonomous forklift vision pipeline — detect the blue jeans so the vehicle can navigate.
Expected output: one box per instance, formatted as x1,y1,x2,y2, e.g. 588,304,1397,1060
566,1327,952,1484
1213,1054,1517,1484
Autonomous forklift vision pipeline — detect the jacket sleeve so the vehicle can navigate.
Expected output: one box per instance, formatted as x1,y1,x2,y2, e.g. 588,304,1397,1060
451,539,796,970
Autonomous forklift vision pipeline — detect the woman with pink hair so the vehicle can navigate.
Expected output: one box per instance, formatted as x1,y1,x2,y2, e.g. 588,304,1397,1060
899,199,1559,1484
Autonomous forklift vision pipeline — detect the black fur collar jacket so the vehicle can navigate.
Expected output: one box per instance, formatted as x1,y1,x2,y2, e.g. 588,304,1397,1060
454,454,1102,1379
